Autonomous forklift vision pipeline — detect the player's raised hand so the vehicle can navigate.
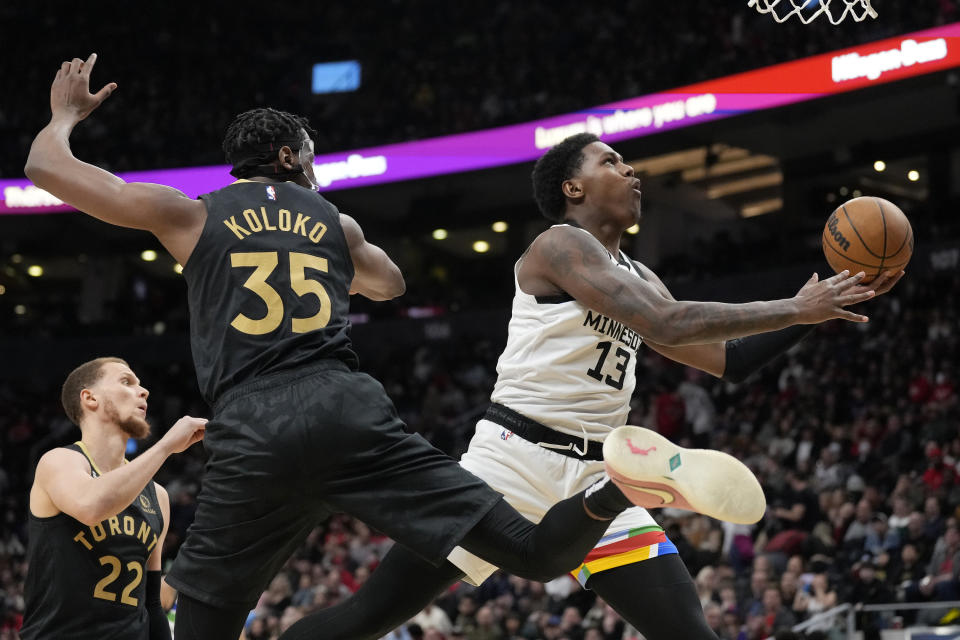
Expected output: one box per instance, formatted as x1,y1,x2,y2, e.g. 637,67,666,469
793,270,876,324
161,416,207,454
50,53,117,123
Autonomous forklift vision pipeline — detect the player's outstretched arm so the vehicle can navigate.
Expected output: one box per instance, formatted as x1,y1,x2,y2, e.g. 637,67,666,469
23,54,204,265
340,213,405,300
640,266,904,379
521,226,875,347
31,416,205,526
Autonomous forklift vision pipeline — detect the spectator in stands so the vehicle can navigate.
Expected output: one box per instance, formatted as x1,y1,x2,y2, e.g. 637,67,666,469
843,499,874,550
879,416,915,473
466,605,502,640
290,573,316,609
259,575,293,618
677,368,716,448
703,602,724,638
891,543,927,606
766,468,823,560
245,616,271,640
922,443,950,492
846,560,894,636
695,565,719,608
864,512,901,560
923,496,946,542
812,446,847,493
411,600,454,635
887,495,914,533
919,517,960,600
792,572,837,633
751,585,796,637
779,571,800,612
455,594,480,634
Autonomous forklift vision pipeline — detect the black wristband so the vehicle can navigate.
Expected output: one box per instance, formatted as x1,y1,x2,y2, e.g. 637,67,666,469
146,571,171,640
722,325,814,383
146,570,162,607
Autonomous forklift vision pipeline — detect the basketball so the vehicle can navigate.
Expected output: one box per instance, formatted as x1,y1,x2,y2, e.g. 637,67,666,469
821,196,913,283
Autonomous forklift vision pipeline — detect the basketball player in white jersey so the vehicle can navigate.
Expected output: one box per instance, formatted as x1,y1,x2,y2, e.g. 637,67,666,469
279,134,901,640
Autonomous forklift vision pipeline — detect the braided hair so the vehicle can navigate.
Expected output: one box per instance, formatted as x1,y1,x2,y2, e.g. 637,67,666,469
531,133,599,221
222,107,318,179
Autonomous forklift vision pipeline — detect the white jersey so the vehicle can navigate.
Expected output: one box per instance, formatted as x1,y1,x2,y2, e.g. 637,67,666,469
490,225,644,440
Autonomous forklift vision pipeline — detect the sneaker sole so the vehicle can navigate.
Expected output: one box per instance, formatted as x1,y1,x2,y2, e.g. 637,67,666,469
603,425,766,524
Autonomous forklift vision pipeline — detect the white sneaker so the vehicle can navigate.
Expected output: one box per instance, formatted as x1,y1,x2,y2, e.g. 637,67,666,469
603,426,766,524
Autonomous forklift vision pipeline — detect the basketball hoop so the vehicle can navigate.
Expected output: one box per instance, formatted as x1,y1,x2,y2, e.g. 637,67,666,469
748,0,878,24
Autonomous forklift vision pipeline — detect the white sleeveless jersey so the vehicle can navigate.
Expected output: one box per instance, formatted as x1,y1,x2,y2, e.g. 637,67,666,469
490,225,644,440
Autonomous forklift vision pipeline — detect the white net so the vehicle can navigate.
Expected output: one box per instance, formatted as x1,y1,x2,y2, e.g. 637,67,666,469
748,0,878,24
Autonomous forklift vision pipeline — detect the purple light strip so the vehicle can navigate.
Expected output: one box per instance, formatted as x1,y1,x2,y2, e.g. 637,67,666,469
4,21,957,214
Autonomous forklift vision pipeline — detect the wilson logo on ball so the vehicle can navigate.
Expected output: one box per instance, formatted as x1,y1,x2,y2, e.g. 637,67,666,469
826,213,851,252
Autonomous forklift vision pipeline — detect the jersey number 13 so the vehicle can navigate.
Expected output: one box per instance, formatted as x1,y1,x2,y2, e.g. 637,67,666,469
586,341,630,390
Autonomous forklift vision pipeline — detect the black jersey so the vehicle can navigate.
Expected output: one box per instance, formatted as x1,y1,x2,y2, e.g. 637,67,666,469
185,180,358,404
21,443,165,640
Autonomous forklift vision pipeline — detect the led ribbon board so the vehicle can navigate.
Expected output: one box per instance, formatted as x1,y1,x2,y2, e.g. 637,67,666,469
4,22,959,214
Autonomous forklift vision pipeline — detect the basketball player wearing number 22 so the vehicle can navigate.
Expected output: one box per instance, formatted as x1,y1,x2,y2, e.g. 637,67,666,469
283,134,904,640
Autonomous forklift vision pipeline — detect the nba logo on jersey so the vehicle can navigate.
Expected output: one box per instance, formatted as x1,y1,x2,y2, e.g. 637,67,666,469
266,185,277,201
500,430,513,441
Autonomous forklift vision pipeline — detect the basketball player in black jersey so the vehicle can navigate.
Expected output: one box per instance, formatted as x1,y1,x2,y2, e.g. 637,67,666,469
272,135,905,640
20,357,206,640
26,54,778,640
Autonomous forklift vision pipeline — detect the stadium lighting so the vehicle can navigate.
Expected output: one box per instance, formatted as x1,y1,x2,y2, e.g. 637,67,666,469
10,254,22,263
173,263,184,275
853,189,863,197
27,265,43,277
141,250,158,262
14,304,25,315
626,224,640,235
741,198,783,218
908,170,920,181
874,160,886,172
492,221,509,233
839,186,849,196
432,229,448,240
0,285,5,295
472,240,490,253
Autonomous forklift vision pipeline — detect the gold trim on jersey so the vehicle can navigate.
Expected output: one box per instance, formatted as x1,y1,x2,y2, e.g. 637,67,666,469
75,441,129,477
75,441,103,476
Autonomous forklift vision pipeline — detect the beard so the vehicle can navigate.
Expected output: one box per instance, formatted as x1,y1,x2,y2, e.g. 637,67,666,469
104,398,151,439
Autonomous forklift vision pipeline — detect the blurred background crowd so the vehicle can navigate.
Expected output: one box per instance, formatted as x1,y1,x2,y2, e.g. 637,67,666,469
1,0,957,177
1,263,958,639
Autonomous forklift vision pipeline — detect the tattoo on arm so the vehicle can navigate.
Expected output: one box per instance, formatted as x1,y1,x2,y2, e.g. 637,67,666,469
540,229,797,345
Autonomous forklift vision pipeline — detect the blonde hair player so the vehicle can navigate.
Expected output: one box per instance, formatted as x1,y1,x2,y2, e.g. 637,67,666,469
19,357,206,640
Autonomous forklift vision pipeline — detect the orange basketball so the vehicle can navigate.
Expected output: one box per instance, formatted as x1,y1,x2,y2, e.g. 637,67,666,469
822,196,913,284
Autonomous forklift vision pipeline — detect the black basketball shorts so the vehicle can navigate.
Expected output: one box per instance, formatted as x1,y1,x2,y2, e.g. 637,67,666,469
166,360,500,608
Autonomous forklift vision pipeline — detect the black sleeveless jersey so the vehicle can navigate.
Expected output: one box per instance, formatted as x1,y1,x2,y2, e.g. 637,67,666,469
21,443,165,640
185,180,358,404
